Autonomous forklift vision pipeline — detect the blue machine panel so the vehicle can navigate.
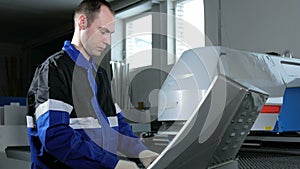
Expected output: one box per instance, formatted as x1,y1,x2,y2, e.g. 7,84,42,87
275,87,300,132
0,97,26,106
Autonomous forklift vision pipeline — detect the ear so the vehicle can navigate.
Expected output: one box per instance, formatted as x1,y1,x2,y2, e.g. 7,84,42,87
78,14,87,30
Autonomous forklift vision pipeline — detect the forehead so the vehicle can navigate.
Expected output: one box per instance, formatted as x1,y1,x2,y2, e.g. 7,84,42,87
93,5,115,31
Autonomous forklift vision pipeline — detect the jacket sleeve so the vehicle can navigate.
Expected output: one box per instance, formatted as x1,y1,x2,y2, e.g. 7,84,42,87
32,60,119,169
116,111,148,158
95,67,148,158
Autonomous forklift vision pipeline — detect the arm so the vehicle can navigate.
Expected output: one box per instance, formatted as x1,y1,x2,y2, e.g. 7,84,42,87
115,105,158,167
31,61,119,169
117,112,148,158
36,104,118,169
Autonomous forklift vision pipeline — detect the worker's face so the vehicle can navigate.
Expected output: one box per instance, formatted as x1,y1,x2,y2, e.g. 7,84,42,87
81,5,115,58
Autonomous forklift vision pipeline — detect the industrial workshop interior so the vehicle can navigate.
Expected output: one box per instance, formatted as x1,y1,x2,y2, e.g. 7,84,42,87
1,0,300,168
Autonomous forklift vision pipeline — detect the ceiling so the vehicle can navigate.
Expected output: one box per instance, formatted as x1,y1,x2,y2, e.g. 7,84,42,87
0,0,117,44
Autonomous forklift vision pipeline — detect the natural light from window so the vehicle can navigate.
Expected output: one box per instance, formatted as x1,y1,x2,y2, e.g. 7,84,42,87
126,14,152,70
175,0,205,62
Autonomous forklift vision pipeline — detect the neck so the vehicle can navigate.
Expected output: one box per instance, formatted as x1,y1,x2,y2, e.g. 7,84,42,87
71,31,91,61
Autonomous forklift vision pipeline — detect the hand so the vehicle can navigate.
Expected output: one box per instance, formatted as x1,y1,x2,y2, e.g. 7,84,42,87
139,150,159,168
115,159,139,169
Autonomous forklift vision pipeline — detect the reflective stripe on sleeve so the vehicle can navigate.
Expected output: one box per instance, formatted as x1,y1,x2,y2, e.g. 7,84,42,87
69,116,119,129
114,103,122,114
26,116,34,128
70,117,101,129
108,116,118,127
35,99,73,120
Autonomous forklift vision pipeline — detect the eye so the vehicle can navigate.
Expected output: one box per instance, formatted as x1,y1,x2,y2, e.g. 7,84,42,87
98,27,111,35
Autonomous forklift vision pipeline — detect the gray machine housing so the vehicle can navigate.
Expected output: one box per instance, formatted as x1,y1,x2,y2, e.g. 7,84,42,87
150,75,268,169
150,46,271,169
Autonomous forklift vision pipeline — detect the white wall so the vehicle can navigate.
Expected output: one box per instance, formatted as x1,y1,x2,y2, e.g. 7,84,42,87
205,0,300,58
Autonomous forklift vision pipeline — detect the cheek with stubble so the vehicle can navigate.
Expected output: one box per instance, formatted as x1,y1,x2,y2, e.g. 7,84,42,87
90,38,103,57
83,32,102,57
91,34,106,57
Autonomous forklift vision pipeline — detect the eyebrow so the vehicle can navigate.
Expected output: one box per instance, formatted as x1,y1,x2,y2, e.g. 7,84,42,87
100,26,115,34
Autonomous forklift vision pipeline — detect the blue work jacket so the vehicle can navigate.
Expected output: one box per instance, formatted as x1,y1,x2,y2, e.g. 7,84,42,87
26,41,147,169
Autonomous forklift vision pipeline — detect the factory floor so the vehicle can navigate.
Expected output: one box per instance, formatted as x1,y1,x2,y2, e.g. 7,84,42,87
238,148,300,169
238,134,300,169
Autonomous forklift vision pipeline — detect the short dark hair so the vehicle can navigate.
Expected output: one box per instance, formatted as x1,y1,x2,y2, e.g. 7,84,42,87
74,0,114,26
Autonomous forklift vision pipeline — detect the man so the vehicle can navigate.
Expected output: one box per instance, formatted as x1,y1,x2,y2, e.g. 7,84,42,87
27,0,158,168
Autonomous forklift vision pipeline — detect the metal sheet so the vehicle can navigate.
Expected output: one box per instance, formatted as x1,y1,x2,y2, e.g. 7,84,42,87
150,75,268,169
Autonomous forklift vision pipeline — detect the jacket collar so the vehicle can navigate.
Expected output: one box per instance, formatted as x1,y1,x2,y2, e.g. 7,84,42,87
62,40,97,71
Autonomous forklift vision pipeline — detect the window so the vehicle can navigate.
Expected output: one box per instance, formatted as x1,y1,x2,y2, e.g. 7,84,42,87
168,0,205,64
125,14,152,70
112,0,205,68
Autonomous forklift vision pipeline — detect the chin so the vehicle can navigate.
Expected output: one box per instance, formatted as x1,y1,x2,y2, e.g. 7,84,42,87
93,52,102,57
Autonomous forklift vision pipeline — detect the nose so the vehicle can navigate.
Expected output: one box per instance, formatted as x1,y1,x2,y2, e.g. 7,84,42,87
103,33,111,46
